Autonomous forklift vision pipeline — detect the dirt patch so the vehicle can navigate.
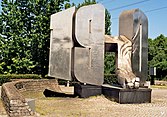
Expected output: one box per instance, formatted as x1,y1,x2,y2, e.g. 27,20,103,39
0,99,6,115
20,88,167,117
1,87,167,117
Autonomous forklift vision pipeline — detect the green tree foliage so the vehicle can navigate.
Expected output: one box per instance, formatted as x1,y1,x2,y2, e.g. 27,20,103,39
148,34,167,80
105,9,111,35
0,0,69,76
104,52,115,74
77,0,96,8
0,0,113,77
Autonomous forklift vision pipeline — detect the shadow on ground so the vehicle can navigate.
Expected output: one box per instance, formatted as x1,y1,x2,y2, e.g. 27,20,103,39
43,89,76,98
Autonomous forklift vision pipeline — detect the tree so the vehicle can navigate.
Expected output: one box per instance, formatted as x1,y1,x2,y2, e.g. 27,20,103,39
148,34,167,80
0,0,69,76
105,9,111,35
104,52,115,74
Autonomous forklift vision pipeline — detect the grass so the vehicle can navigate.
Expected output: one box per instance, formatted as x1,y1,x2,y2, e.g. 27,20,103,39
21,91,110,116
0,99,6,115
20,84,167,116
1,85,167,117
0,99,3,109
21,91,86,116
151,85,167,89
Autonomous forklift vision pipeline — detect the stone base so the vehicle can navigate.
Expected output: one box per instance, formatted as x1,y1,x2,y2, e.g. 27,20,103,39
26,98,35,112
102,85,152,104
74,84,102,98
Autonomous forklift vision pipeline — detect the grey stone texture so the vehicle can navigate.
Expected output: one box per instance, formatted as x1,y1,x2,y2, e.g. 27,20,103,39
74,84,102,98
119,9,148,86
102,85,152,104
49,4,105,86
49,7,76,81
104,9,148,89
74,4,105,85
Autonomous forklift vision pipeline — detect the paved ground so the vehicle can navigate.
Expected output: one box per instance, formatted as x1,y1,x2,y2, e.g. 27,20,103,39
0,87,167,117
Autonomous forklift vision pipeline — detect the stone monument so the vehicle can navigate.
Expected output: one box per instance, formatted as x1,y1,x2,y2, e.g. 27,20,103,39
103,9,151,103
48,4,151,103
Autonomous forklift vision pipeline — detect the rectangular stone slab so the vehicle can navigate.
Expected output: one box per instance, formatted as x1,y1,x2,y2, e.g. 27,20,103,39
119,9,148,86
48,7,76,80
74,4,105,85
74,83,102,98
102,85,152,104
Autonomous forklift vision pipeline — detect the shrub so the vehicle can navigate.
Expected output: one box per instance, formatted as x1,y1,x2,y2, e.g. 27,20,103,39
0,74,42,85
104,74,118,85
57,74,118,86
0,76,11,86
162,75,167,81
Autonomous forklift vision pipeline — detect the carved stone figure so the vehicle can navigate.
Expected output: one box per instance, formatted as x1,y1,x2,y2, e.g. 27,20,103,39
49,5,148,89
119,9,148,87
49,4,105,86
105,9,148,89
105,35,140,88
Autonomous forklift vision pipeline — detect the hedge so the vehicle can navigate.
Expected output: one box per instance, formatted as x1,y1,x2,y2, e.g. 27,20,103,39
0,74,118,86
104,74,118,85
0,74,42,85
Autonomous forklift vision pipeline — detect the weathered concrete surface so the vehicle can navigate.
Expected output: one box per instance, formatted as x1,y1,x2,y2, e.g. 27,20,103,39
74,84,102,98
48,4,105,85
102,84,152,104
74,4,105,85
119,9,148,86
105,35,140,89
14,79,61,92
49,7,76,81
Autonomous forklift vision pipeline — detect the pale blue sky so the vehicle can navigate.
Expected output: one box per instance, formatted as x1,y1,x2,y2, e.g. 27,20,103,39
0,0,167,39
70,0,167,39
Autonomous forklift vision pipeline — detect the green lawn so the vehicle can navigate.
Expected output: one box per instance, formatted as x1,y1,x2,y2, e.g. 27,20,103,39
151,85,167,89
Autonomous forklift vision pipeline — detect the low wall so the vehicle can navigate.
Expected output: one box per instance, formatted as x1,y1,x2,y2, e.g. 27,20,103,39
14,79,61,92
1,79,61,117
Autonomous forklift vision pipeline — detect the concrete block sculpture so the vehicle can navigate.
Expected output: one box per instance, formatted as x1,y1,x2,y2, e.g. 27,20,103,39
49,5,148,89
105,9,148,89
49,4,105,86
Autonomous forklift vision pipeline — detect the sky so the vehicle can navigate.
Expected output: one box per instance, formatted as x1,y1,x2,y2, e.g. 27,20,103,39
70,0,167,39
0,0,167,39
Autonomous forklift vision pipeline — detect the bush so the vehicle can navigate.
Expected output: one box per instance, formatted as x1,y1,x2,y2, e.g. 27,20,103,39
162,75,167,81
57,74,118,86
5,74,42,79
104,74,118,85
0,76,11,86
58,79,67,85
0,74,42,85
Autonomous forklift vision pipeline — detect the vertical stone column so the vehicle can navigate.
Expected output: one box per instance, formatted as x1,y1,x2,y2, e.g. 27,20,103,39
74,4,105,85
48,7,76,80
48,4,105,86
119,9,148,86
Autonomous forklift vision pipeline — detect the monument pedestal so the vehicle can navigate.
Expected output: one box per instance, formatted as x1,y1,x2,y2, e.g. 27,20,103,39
74,84,102,98
102,85,152,104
